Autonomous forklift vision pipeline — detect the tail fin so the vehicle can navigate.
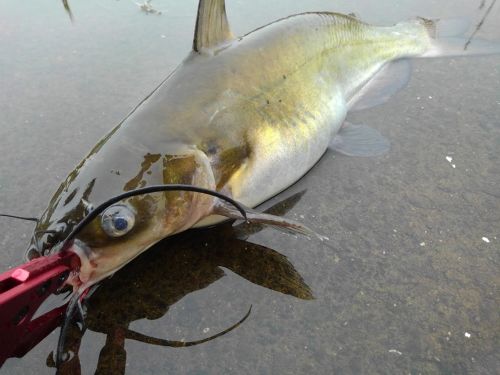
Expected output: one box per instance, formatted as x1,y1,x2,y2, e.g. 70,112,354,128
419,18,500,57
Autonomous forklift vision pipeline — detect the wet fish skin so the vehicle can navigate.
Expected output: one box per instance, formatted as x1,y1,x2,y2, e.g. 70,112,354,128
27,5,460,290
127,13,433,208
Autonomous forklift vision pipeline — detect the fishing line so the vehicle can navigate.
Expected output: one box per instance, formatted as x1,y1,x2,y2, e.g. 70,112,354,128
0,214,39,222
465,0,498,50
55,289,86,367
58,184,248,252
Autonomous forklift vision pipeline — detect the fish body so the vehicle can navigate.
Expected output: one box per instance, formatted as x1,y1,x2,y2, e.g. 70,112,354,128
117,13,432,209
28,1,498,290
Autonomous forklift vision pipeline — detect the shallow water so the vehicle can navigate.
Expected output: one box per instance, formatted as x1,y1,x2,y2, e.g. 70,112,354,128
1,0,499,374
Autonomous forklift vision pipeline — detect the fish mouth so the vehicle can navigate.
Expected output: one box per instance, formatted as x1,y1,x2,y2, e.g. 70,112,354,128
65,239,99,292
65,238,156,293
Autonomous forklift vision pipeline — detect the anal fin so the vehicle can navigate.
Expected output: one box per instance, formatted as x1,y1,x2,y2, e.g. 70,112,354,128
330,122,390,157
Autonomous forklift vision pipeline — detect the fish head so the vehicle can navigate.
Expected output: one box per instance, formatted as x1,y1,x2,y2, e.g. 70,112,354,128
27,140,216,291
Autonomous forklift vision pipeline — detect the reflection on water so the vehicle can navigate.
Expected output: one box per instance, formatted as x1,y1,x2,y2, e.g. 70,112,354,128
1,0,499,374
54,192,312,374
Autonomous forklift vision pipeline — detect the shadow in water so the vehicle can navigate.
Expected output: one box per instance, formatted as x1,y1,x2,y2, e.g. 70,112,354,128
53,191,313,374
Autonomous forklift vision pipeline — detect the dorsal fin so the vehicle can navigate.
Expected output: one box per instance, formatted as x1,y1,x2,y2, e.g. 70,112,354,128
193,0,234,52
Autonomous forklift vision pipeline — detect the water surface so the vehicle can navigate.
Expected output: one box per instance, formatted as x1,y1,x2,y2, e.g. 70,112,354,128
0,0,499,374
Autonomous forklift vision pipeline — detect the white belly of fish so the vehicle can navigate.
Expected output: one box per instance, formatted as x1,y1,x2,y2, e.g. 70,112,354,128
230,90,347,208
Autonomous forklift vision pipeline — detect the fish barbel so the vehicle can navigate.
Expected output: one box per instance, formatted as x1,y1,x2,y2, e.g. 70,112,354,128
28,0,499,291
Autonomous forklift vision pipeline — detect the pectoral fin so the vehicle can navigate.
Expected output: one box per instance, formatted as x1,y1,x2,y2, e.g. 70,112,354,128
193,0,234,52
214,201,327,241
330,122,390,157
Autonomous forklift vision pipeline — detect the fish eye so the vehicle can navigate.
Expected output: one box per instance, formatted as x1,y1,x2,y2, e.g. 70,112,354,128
101,204,136,238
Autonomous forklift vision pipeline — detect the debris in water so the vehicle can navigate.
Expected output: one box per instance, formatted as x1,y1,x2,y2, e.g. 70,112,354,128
136,0,162,15
388,349,403,355
445,156,456,168
62,0,74,22
482,237,490,243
